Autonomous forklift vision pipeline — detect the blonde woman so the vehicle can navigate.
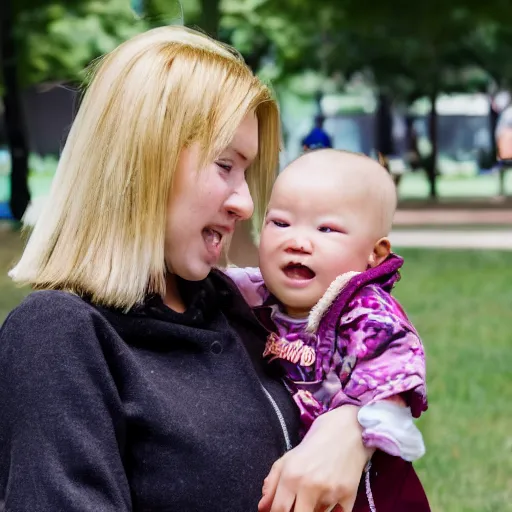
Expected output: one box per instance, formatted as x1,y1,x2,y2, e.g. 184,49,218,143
0,27,369,512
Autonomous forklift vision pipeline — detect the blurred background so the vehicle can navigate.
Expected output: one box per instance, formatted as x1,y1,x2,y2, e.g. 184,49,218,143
0,1,511,510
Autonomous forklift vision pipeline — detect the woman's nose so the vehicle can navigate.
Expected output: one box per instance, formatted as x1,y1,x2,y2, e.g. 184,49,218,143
225,179,254,221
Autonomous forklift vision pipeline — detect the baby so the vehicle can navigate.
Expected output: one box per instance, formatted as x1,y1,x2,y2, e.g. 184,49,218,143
226,149,429,510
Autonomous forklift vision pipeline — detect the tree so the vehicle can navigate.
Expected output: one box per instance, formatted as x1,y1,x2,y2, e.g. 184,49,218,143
301,0,508,198
1,0,146,220
141,0,199,28
463,22,512,170
15,0,146,87
1,0,30,220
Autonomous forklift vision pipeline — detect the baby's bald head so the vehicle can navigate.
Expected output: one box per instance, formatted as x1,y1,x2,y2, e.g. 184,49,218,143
259,149,397,315
273,149,397,239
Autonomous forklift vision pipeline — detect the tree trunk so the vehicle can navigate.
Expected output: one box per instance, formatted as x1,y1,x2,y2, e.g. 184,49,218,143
243,39,270,72
374,92,395,158
1,0,30,221
427,89,438,199
489,96,499,162
315,90,323,115
199,0,221,39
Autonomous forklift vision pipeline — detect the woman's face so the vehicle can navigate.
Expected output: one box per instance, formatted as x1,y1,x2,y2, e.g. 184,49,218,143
165,112,258,281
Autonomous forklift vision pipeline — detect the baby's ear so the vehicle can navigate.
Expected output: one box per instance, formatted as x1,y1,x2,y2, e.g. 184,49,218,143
367,237,391,268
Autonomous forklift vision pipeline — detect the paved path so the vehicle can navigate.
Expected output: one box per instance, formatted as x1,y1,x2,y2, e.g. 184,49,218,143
394,209,512,226
392,206,512,249
390,229,512,250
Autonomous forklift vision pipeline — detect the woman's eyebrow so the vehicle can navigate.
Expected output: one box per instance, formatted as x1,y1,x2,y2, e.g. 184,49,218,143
235,149,248,162
228,143,257,163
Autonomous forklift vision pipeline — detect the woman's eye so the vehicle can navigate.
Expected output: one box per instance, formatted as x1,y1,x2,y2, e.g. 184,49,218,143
272,220,289,228
216,162,232,172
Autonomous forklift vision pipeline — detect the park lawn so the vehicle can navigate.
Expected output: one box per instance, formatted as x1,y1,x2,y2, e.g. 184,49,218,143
0,228,511,511
0,226,28,322
395,248,512,512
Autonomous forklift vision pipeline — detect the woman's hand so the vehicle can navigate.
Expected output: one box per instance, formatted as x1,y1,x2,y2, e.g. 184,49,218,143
258,406,373,512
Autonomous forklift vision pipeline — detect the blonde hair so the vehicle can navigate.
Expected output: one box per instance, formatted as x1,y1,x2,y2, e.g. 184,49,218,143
11,26,280,309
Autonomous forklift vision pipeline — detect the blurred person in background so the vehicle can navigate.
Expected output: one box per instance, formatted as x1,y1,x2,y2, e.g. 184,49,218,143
302,114,333,151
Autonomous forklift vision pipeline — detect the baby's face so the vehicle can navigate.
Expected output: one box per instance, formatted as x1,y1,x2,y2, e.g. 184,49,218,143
259,159,380,318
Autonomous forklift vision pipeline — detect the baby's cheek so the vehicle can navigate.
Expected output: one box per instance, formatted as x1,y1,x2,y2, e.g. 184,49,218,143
258,236,274,259
323,254,351,278
259,260,279,293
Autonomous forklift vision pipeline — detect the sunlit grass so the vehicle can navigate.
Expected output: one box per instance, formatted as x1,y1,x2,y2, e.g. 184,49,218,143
0,226,28,322
394,249,512,512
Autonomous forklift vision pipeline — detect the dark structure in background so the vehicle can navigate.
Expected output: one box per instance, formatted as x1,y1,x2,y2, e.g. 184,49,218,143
374,93,395,158
22,84,76,154
0,85,77,157
1,0,30,220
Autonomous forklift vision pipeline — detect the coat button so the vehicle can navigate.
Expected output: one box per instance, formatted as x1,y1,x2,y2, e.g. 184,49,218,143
210,340,223,354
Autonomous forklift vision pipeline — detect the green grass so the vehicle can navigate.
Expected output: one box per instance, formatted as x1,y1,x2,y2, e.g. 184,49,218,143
395,249,512,512
0,226,29,322
0,173,55,203
397,170,512,199
1,230,511,511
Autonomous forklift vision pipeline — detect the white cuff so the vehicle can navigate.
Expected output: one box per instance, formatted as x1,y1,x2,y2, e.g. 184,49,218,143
357,401,426,461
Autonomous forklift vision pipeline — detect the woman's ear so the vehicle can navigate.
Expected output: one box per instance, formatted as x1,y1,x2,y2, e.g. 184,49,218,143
367,237,391,268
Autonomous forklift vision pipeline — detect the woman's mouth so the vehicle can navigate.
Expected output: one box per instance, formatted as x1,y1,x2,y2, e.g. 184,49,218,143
202,228,223,259
282,262,316,281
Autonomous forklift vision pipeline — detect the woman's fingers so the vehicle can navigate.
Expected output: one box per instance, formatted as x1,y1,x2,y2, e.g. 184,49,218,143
262,452,353,512
338,493,356,512
260,407,367,512
259,458,283,512
293,491,335,512
268,481,297,512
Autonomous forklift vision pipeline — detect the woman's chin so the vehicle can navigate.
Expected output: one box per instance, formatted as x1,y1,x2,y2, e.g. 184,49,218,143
179,261,213,282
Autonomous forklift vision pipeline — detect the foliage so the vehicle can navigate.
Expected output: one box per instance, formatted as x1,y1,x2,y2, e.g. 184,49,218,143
216,0,512,100
8,0,512,96
12,0,147,86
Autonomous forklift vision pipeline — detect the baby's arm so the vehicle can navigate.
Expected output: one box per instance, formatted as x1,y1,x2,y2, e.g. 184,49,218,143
329,285,427,460
357,399,425,461
329,284,427,414
222,266,268,307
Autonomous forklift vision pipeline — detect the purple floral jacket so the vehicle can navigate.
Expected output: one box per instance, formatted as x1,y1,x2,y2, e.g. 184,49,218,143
225,254,428,429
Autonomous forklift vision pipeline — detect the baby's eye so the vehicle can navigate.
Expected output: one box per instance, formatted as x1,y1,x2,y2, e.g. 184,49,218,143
272,220,289,228
318,226,338,233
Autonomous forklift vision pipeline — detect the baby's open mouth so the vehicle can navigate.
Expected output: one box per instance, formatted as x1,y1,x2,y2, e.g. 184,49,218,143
282,262,316,280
